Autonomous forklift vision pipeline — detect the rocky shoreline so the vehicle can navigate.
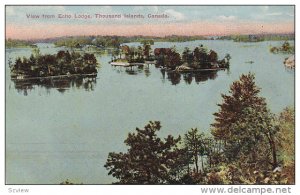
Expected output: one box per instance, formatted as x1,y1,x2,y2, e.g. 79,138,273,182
284,55,295,69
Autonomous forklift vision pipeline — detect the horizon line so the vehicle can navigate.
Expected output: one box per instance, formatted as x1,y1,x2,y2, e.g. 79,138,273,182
5,32,295,41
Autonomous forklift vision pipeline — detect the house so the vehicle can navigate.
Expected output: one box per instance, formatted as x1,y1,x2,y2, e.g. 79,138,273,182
154,48,172,56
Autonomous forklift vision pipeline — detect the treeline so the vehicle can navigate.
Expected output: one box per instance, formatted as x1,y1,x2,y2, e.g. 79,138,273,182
217,34,294,42
154,46,231,70
53,35,208,48
6,39,37,48
114,43,231,70
10,48,98,78
105,73,294,184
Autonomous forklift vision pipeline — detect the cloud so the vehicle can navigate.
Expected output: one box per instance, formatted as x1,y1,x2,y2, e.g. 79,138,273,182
164,9,185,20
217,15,236,21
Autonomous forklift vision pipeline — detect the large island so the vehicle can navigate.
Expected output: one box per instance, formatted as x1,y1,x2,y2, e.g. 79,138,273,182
10,49,98,80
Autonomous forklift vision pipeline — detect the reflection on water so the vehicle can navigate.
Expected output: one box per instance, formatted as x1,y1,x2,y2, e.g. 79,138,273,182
112,65,146,76
165,70,218,85
112,64,220,85
12,76,97,96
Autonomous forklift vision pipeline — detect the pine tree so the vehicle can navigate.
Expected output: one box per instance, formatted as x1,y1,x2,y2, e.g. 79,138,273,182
184,128,207,174
211,73,267,141
211,73,278,169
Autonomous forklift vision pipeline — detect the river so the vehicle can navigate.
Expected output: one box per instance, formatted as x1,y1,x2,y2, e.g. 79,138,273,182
6,40,294,184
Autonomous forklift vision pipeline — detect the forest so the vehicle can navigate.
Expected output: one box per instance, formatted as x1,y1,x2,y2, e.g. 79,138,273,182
104,73,294,184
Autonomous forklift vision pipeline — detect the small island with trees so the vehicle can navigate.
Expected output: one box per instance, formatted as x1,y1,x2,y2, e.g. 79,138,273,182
111,41,231,73
270,41,295,69
10,48,98,80
270,41,294,54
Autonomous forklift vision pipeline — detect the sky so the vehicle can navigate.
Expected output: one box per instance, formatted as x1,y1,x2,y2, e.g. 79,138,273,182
6,5,295,40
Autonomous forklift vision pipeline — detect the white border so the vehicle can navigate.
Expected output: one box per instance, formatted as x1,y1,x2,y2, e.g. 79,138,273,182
0,0,298,195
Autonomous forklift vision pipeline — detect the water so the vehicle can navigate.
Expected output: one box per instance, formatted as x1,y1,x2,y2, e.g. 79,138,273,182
6,40,294,184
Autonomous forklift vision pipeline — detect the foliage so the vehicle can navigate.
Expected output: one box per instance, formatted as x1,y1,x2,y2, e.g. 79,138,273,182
205,163,289,185
155,45,230,69
104,121,188,184
270,41,294,54
6,39,37,48
60,179,83,185
212,73,279,171
54,35,208,48
212,73,267,140
10,49,97,78
184,128,208,174
217,34,294,42
277,107,295,184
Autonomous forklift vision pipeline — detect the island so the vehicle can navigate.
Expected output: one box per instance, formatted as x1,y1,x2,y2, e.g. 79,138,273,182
6,39,37,48
110,41,231,73
284,55,295,69
10,48,98,80
270,41,294,54
217,34,294,42
154,45,231,72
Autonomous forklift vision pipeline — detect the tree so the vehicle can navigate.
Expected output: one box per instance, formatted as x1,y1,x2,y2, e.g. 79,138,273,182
223,53,231,68
208,50,218,63
277,107,295,184
194,45,209,68
128,46,137,62
277,107,294,162
225,53,231,62
32,47,41,58
184,128,207,174
137,46,144,61
225,107,278,170
211,73,279,170
282,41,291,52
104,121,187,184
211,73,267,141
167,50,181,68
141,40,153,60
182,47,193,65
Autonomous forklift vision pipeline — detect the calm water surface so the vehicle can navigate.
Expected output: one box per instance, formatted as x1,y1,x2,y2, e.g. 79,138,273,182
6,40,294,184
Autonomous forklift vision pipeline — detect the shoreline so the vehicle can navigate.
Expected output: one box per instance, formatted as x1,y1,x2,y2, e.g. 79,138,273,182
173,68,227,73
110,61,156,67
11,73,97,81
